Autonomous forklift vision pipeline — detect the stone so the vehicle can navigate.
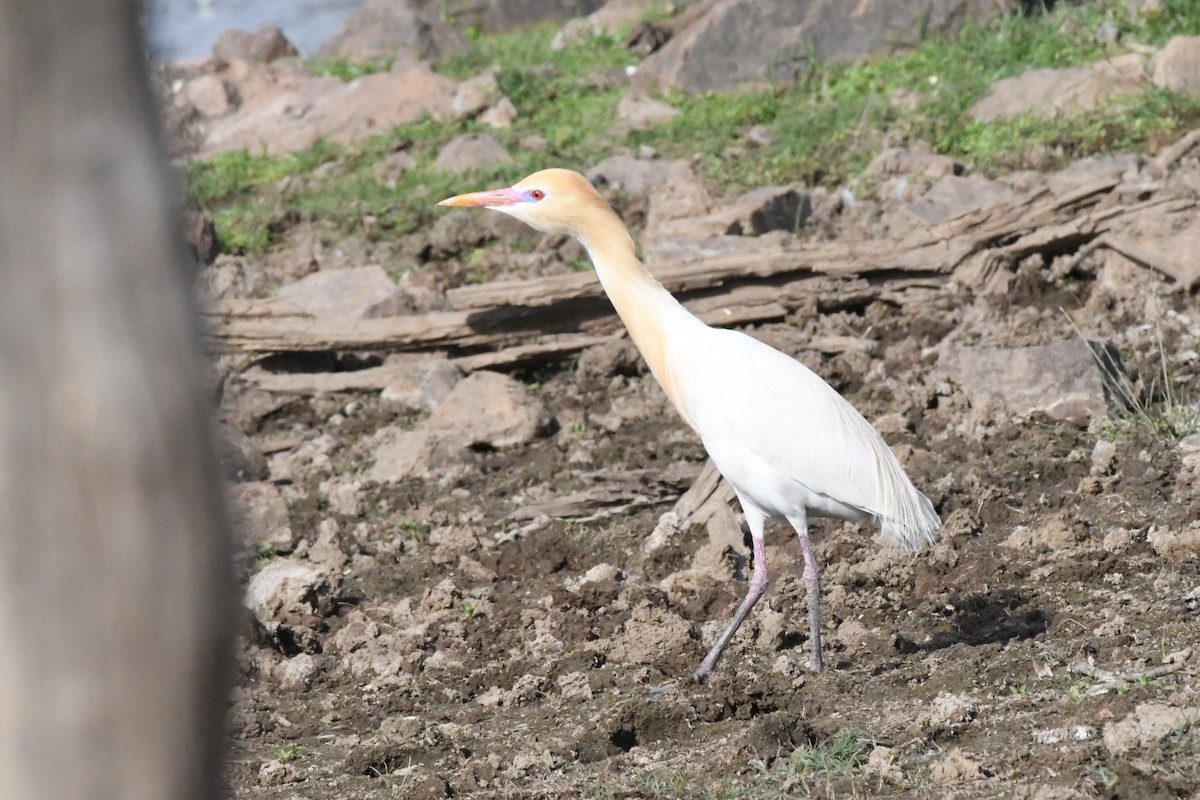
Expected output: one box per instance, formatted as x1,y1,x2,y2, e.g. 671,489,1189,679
216,424,268,482
634,0,998,95
199,62,455,157
586,154,694,197
479,98,517,129
274,265,405,321
181,74,230,118
903,175,1017,225
709,185,812,235
452,72,500,119
552,0,653,50
465,0,607,34
315,0,467,64
1147,522,1200,562
249,26,299,63
258,759,302,786
867,147,960,181
938,339,1118,424
229,482,296,553
1102,703,1200,755
213,26,297,63
424,371,556,449
245,558,336,630
276,653,319,691
576,337,644,380
368,428,477,483
969,54,1149,122
434,133,512,173
380,358,466,415
930,749,982,785
184,209,220,264
1152,36,1200,94
615,92,680,130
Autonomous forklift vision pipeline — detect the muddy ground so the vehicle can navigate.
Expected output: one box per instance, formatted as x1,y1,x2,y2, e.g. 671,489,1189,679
215,163,1200,799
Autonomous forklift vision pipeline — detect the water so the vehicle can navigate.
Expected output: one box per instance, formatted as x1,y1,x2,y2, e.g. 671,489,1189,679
143,0,367,61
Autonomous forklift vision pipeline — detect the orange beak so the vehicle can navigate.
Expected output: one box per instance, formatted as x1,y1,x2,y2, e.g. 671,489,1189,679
437,187,523,208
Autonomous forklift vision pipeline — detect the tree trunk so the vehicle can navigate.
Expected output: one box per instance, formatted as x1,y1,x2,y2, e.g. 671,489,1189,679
0,1,234,799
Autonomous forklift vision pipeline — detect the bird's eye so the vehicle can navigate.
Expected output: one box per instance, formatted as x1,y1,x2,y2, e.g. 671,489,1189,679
529,189,545,201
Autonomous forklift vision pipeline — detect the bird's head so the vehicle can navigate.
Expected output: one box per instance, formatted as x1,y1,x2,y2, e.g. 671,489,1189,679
437,168,614,238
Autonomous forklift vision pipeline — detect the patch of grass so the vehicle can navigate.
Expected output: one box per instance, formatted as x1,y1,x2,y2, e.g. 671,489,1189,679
397,518,428,543
308,57,393,81
778,729,874,797
184,0,1200,256
276,742,301,762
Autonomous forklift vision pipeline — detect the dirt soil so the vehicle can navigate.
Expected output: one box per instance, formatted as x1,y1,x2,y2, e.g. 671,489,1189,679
218,177,1200,799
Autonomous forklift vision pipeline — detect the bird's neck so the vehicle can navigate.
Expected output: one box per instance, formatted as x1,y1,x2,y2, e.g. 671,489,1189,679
579,212,699,419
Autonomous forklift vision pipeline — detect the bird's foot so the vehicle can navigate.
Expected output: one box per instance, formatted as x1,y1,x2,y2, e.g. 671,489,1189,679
807,653,824,673
690,666,711,684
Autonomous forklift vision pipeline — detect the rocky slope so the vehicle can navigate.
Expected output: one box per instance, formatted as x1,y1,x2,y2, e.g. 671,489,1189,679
177,1,1200,797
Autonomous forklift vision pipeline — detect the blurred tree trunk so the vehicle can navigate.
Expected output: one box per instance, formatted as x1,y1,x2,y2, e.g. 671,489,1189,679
0,1,234,798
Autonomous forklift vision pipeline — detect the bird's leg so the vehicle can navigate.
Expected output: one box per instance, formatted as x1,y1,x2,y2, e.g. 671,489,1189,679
692,534,769,682
798,533,823,672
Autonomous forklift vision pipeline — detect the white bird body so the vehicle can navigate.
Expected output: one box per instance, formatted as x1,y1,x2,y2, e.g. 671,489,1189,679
439,168,940,679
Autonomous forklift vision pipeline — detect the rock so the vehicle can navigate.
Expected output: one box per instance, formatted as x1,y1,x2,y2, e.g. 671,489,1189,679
902,175,1017,225
199,62,455,157
428,525,482,564
181,74,230,118
452,72,500,119
216,423,268,482
371,149,419,190
380,358,466,415
1102,702,1200,755
586,154,694,198
479,98,517,129
1147,522,1200,562
434,133,512,174
603,603,693,664
367,428,477,483
615,92,680,130
1000,514,1080,554
710,185,812,235
634,0,998,95
912,692,978,736
274,265,406,321
258,759,302,786
184,208,220,264
868,147,960,181
245,558,337,631
276,653,319,691
1152,36,1200,94
465,0,607,34
969,54,1149,122
267,434,337,484
315,0,467,64
938,340,1118,425
577,337,644,380
321,477,365,517
552,0,653,50
424,371,556,449
230,482,296,553
214,26,297,63
930,749,982,784
556,671,594,701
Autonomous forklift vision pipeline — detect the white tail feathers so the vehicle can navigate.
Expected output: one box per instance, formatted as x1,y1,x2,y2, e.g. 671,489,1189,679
880,488,940,551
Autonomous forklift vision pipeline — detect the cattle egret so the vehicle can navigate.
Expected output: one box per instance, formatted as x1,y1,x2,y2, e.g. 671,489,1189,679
439,169,940,680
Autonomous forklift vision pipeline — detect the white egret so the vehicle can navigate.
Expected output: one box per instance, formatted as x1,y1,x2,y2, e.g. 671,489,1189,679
439,169,940,680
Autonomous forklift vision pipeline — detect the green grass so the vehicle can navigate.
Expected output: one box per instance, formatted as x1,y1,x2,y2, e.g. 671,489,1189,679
778,729,875,797
184,0,1200,255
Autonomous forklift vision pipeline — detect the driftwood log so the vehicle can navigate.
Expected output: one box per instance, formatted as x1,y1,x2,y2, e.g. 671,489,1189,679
206,171,1197,372
0,1,234,798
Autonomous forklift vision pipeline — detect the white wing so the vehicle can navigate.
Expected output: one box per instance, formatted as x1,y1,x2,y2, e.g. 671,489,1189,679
677,326,939,549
